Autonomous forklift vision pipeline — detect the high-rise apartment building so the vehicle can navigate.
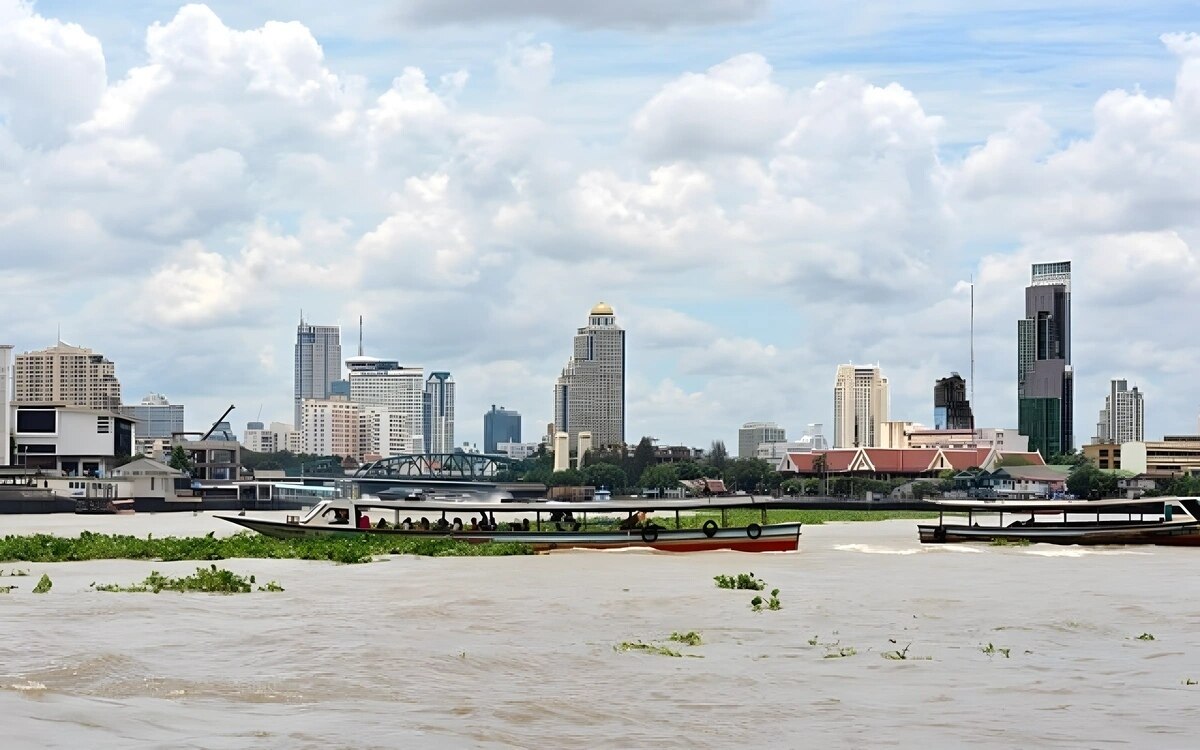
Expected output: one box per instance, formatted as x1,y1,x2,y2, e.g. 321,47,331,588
934,373,974,431
484,405,522,454
347,356,424,454
1017,261,1073,457
1,344,12,467
554,303,625,450
14,341,122,409
1093,378,1144,445
739,422,786,459
423,372,455,454
294,319,342,428
301,397,361,458
120,393,184,440
833,364,890,448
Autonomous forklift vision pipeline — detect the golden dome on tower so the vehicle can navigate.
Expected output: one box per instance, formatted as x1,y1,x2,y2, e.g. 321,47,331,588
590,301,615,316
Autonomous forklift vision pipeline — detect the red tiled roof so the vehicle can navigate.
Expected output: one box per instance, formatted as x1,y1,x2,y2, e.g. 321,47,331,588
782,450,858,473
861,448,940,473
941,449,991,470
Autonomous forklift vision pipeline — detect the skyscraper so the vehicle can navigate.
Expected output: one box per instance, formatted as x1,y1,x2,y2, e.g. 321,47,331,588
1,344,12,467
1017,261,1073,457
833,364,890,448
484,405,522,454
294,319,342,428
554,302,626,450
14,341,122,409
423,372,455,454
934,373,975,431
739,422,786,459
1093,378,1144,445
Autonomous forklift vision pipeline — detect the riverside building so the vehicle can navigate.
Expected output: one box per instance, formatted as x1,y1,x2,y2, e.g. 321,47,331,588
14,341,122,410
553,303,625,450
934,373,974,431
833,364,890,448
120,393,184,440
1017,261,1073,457
294,319,342,429
739,422,786,459
347,356,424,454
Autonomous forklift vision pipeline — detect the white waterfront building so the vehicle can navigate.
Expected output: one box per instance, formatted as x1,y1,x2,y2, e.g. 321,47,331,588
424,372,455,454
347,356,424,455
554,302,626,451
833,364,890,448
1093,378,1145,445
739,422,786,459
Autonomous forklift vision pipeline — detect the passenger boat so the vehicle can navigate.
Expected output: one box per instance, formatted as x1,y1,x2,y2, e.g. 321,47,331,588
217,495,801,553
74,497,135,515
917,497,1200,546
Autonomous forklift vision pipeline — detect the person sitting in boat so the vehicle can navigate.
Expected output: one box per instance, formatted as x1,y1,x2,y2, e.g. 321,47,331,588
435,516,450,531
470,517,480,531
331,508,350,525
451,517,463,531
356,512,371,529
618,512,639,530
375,517,391,529
522,518,531,531
400,517,413,530
419,517,431,530
488,512,498,530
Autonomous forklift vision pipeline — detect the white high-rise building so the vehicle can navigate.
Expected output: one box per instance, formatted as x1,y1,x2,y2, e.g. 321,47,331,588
739,422,786,459
1093,378,1145,445
347,356,424,455
14,341,122,409
554,303,626,450
423,372,455,454
302,398,361,459
294,319,342,429
1,344,12,467
833,364,890,448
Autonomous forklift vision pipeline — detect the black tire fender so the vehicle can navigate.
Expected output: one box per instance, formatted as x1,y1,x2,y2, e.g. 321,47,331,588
702,519,719,538
641,525,659,543
933,526,947,543
746,523,762,540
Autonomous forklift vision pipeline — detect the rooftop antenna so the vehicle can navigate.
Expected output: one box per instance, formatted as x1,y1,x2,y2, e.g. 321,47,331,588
358,315,364,357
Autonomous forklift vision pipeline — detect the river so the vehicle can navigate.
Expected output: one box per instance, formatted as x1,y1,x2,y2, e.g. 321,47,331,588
2,513,1198,748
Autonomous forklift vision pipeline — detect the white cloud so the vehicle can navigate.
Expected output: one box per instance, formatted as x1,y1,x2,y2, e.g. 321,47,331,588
395,0,766,30
496,39,554,94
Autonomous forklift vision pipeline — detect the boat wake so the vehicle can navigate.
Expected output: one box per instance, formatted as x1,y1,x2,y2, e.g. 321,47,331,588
1022,548,1153,558
834,544,921,555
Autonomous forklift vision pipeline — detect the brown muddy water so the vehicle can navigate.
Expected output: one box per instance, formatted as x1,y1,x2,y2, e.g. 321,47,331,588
2,513,1199,749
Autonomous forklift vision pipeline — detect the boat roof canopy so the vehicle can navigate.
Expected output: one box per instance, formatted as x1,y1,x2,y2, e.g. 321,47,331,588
345,496,778,514
924,497,1193,513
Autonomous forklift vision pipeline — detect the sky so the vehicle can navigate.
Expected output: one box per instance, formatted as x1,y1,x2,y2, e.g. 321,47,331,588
2,0,1199,449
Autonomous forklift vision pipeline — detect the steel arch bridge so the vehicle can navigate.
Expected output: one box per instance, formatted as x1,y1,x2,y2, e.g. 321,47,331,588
353,453,519,481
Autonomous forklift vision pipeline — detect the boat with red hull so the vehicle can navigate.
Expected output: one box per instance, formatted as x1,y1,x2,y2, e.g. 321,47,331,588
219,495,801,553
918,497,1200,546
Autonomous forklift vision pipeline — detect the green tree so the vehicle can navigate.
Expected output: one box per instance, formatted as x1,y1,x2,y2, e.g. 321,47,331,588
639,464,679,491
547,469,584,487
626,437,655,488
780,478,804,496
675,461,705,480
583,463,627,492
723,458,772,493
168,445,193,473
1066,463,1101,498
1047,450,1088,467
708,440,729,470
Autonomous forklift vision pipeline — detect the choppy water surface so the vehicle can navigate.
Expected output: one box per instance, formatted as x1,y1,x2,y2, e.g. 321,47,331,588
3,514,1199,749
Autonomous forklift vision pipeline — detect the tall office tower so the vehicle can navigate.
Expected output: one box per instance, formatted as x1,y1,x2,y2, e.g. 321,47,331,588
739,422,786,459
484,405,522,454
934,373,975,431
14,341,122,409
1017,261,1073,457
120,393,185,439
294,318,342,429
1093,378,1144,445
1,344,12,466
553,303,626,450
347,355,424,454
833,364,890,448
423,372,455,454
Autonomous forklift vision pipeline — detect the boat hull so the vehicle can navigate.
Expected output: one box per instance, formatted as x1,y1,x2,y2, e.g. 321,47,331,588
918,521,1200,546
217,516,801,553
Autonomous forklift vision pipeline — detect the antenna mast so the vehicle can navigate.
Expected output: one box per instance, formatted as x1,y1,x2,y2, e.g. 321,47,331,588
358,316,364,357
970,275,975,421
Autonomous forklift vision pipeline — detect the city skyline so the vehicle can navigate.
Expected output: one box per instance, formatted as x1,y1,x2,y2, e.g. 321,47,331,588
3,3,1200,449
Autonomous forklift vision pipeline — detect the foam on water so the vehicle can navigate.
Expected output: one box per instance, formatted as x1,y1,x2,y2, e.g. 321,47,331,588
834,543,922,555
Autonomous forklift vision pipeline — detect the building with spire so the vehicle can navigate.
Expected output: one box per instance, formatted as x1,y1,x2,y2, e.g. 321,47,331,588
294,317,342,429
553,302,625,451
1017,261,1073,457
14,341,122,410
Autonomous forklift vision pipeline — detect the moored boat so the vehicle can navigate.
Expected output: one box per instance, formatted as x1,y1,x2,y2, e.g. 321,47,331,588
917,497,1200,546
218,495,801,553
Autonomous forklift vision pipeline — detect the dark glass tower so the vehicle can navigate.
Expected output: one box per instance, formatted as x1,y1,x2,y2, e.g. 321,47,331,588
934,373,974,430
1017,261,1073,457
484,405,522,454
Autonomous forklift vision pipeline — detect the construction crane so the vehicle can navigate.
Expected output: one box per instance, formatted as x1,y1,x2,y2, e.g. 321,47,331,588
200,405,236,441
